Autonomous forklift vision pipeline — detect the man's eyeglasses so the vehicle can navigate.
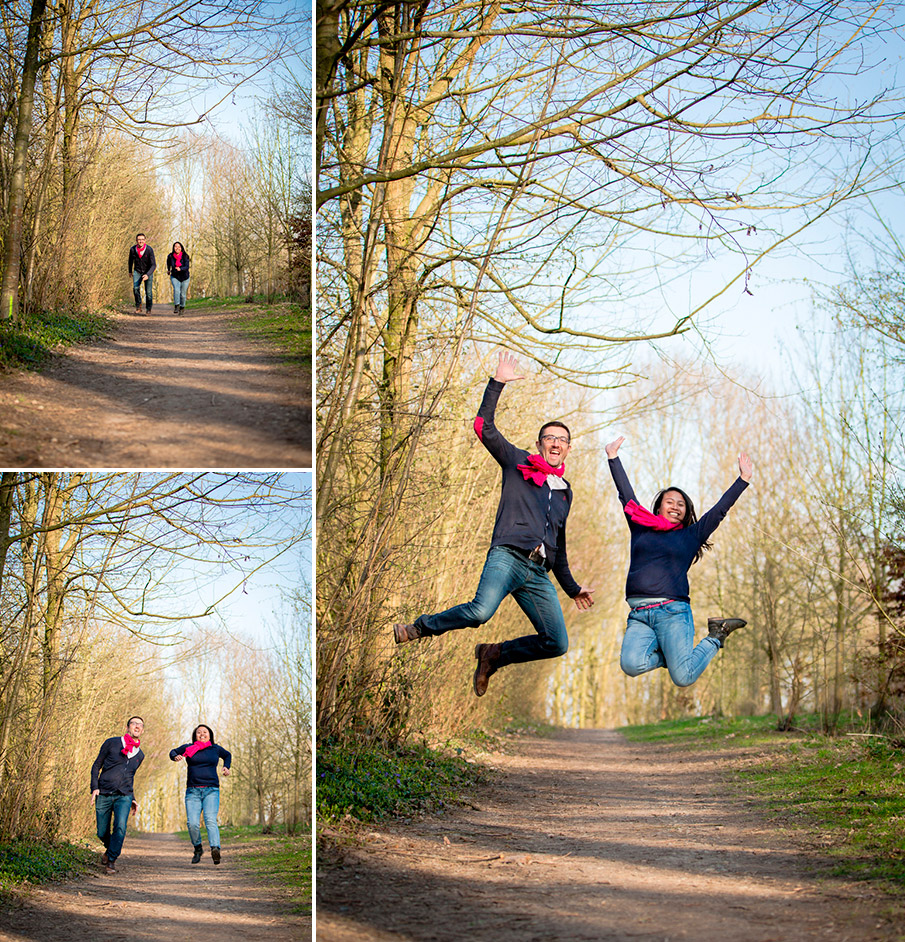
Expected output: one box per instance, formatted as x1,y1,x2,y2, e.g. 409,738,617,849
540,434,570,444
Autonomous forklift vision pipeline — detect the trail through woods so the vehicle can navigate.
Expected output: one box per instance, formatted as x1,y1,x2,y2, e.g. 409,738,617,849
0,305,311,468
0,832,309,941
317,729,902,942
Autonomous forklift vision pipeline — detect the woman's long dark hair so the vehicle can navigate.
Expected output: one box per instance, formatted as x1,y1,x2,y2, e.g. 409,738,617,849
191,724,215,743
171,242,189,258
652,486,712,564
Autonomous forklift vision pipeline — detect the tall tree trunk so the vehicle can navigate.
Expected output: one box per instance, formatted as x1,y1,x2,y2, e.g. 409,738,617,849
0,0,49,321
0,474,17,596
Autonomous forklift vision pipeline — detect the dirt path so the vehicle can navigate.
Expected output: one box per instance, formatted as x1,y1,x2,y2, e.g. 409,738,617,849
0,832,309,942
317,729,901,942
0,307,311,468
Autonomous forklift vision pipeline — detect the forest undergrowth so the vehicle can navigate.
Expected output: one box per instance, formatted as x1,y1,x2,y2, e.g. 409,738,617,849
317,736,488,826
0,309,111,370
0,839,96,901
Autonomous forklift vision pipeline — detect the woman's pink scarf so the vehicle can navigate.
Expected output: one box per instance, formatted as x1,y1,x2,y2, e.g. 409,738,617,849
121,734,141,756
624,498,682,531
173,251,183,267
184,741,212,758
516,454,565,486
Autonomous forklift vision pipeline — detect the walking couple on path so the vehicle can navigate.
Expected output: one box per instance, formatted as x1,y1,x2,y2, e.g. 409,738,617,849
91,717,232,874
394,351,752,697
127,233,191,316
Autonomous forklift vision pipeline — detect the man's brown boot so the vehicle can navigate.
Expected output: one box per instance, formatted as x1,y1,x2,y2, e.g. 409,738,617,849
393,623,421,644
473,642,502,697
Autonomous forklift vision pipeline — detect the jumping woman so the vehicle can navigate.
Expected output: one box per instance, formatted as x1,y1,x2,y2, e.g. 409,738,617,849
606,437,752,687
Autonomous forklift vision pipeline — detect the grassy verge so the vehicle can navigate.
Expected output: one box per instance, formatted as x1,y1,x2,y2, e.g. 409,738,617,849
242,830,312,915
173,824,311,915
621,714,905,889
0,309,111,371
0,839,96,900
206,298,311,367
317,739,486,825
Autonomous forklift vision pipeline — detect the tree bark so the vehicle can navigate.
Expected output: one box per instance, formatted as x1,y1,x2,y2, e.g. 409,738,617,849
0,0,48,321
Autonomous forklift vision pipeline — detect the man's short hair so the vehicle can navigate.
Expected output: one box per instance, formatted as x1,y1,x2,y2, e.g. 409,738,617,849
538,421,571,443
126,715,144,727
136,232,145,239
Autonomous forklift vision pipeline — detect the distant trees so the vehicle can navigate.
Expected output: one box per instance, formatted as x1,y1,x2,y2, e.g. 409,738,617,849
220,599,313,835
170,92,312,303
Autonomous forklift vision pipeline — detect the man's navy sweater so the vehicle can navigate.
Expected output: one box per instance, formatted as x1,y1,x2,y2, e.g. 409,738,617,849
169,743,232,788
91,737,144,795
608,456,748,602
128,244,156,276
474,378,581,598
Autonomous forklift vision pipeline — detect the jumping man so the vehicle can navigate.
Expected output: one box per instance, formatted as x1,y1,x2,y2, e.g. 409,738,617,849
395,351,594,696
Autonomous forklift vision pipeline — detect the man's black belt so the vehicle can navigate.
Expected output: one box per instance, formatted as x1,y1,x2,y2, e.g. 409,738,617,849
507,544,545,564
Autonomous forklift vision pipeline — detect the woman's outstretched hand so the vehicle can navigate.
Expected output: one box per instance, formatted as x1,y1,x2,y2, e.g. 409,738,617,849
738,452,753,482
605,437,624,459
493,351,524,384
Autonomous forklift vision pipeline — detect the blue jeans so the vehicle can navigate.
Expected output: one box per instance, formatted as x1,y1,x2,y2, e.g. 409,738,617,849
620,601,720,687
95,794,132,863
132,271,153,307
185,787,221,848
415,545,568,669
171,276,188,306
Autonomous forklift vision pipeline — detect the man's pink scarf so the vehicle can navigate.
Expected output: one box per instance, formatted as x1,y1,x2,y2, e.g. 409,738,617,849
136,244,146,257
472,418,565,486
121,734,141,756
184,741,212,758
516,453,565,487
624,498,682,531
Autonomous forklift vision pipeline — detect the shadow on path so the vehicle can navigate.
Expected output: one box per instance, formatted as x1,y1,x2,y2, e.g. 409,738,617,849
317,729,899,942
0,307,311,468
0,832,308,942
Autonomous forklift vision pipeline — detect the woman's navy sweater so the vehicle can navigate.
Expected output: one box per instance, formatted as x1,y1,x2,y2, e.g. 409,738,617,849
169,743,232,787
608,456,748,602
166,252,190,281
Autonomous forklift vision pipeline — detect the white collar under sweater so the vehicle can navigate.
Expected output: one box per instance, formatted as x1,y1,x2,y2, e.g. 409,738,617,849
120,737,140,759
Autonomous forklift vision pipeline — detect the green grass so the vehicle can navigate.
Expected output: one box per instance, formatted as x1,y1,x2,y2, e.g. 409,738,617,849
621,713,781,746
227,301,311,366
0,309,111,370
621,714,905,889
0,839,96,898
242,830,312,915
317,739,486,824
